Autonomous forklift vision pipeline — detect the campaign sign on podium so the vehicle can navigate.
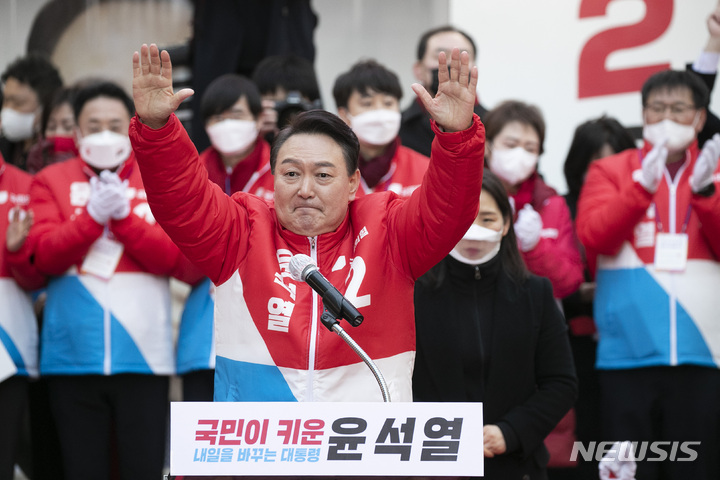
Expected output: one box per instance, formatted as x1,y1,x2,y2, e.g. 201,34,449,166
171,401,483,477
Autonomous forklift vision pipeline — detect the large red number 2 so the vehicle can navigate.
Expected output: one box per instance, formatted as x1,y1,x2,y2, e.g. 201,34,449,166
578,0,673,99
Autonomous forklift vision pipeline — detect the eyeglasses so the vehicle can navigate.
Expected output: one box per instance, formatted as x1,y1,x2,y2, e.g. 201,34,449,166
644,102,697,117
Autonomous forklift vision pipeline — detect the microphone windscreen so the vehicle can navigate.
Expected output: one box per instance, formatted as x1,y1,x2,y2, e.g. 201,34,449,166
289,254,315,281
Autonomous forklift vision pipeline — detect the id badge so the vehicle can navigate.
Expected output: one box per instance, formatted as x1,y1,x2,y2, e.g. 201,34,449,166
654,233,688,272
81,235,124,280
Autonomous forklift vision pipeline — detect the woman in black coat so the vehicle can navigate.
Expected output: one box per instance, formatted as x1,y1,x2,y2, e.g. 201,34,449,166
413,171,578,480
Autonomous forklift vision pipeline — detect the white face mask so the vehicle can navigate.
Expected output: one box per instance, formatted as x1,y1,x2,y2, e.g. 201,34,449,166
642,116,697,152
489,145,539,186
449,224,503,265
1,107,37,141
79,130,132,170
206,119,258,155
349,109,401,146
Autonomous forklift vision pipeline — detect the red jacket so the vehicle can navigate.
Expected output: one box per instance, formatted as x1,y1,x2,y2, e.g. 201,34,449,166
130,113,485,402
512,175,584,299
357,144,430,197
200,138,274,200
1,157,44,289
30,156,194,278
29,155,196,375
577,141,720,369
1,155,42,377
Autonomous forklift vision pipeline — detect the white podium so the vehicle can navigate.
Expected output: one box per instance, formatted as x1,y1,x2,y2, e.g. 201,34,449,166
170,401,483,477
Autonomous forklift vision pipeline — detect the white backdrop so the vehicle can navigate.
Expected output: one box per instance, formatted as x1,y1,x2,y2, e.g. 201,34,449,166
451,0,720,192
3,0,719,194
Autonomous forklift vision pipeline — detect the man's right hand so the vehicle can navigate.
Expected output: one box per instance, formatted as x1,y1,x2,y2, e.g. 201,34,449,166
639,140,668,193
132,43,194,129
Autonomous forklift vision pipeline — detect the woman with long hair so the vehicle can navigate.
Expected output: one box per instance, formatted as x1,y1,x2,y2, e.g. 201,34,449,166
413,171,577,480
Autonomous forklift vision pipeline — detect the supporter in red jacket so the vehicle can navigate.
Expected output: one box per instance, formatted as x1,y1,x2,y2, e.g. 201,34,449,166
130,44,484,403
0,153,44,480
199,74,274,201
333,59,429,197
28,81,195,480
484,100,584,299
577,70,720,480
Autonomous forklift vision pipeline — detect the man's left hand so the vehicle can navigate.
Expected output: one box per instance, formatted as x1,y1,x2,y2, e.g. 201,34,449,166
690,133,720,193
411,47,478,133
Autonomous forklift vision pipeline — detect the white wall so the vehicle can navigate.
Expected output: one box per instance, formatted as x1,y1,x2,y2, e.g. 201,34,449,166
451,0,720,193
313,0,449,113
0,0,46,71
3,0,718,196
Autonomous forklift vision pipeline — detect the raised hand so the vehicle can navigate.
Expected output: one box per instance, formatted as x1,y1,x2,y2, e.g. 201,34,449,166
132,43,194,129
706,1,720,52
411,47,478,133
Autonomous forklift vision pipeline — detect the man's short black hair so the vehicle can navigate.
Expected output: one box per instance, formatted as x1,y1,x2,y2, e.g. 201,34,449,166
641,70,709,110
73,81,134,120
416,25,477,61
270,110,359,176
332,59,402,110
200,74,262,124
1,53,63,110
252,55,320,102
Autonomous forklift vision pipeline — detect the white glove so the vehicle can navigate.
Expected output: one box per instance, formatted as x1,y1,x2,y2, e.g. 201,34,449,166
598,441,637,480
690,133,720,192
87,176,115,224
87,174,129,224
514,204,542,252
640,140,668,193
99,170,130,220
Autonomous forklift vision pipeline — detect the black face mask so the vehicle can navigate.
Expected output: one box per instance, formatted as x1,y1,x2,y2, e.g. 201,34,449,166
429,68,440,96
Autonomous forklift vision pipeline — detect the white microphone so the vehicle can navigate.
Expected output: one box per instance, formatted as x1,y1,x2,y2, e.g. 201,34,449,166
289,254,363,326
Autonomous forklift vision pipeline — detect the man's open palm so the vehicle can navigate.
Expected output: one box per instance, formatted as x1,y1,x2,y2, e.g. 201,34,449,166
132,43,194,129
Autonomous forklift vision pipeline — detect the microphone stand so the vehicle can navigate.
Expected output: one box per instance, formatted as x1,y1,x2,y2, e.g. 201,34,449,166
320,309,391,402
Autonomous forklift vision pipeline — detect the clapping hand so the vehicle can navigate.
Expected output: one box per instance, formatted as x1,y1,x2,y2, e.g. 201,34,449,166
411,47,478,133
690,133,720,192
87,173,130,225
639,139,668,193
6,206,33,253
514,204,543,252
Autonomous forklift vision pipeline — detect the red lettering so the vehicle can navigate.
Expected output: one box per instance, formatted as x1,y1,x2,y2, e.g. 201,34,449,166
578,0,672,98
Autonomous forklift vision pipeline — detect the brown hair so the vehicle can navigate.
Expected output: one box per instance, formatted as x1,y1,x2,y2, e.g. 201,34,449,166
484,100,546,155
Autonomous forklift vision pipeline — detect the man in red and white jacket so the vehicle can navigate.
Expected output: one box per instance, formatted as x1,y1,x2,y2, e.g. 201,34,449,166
199,73,274,202
577,70,720,480
333,59,430,198
28,81,198,480
131,44,484,403
0,153,44,479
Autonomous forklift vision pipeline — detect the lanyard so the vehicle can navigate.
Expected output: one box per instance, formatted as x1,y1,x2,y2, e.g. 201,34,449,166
653,203,692,234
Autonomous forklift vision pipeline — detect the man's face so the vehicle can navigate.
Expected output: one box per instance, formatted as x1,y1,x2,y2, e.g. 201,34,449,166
413,31,476,92
273,133,360,237
338,89,400,120
76,96,131,138
2,77,40,114
643,87,705,134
